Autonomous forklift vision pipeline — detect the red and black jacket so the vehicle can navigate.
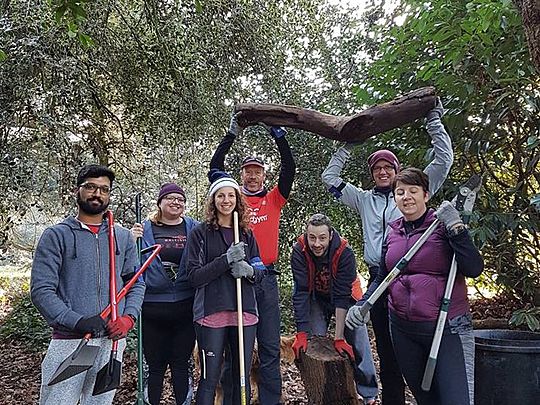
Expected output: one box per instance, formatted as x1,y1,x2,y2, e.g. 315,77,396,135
290,228,363,333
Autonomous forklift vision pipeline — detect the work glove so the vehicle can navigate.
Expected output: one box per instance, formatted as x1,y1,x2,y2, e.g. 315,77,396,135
74,315,107,337
230,260,255,279
345,305,370,330
226,241,246,265
107,315,135,341
334,339,355,360
228,113,241,137
436,200,463,231
292,331,308,359
426,97,445,121
269,126,287,139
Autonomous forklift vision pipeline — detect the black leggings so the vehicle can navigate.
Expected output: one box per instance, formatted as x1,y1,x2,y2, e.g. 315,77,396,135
142,299,196,405
390,313,469,405
194,323,257,405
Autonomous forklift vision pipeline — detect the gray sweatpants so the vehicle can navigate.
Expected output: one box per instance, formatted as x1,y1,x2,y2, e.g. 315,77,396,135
39,337,126,405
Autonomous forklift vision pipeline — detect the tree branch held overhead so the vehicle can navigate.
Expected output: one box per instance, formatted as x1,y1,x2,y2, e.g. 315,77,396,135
235,87,437,143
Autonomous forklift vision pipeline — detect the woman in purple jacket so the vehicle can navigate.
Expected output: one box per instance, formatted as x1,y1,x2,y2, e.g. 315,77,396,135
347,168,483,405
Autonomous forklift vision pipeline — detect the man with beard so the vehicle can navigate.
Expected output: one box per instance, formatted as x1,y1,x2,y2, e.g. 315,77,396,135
31,164,144,405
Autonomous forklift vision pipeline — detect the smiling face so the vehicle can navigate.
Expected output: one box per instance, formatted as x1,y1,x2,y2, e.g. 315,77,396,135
371,159,397,188
76,176,111,215
394,180,429,221
159,193,185,220
214,186,237,221
306,224,332,257
240,165,266,193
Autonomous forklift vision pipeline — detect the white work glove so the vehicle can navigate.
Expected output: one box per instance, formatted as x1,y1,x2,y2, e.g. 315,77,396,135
436,200,463,231
426,97,445,121
345,305,370,329
226,242,246,265
230,260,255,279
228,113,242,137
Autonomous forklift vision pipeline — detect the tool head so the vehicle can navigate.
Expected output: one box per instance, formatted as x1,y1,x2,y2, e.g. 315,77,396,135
92,358,122,396
48,344,99,386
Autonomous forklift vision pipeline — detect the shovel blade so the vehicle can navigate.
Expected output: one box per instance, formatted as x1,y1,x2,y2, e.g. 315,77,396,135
48,344,100,386
92,358,122,396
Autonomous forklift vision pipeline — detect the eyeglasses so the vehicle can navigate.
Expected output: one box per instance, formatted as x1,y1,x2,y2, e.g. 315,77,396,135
80,182,111,195
372,165,395,173
163,196,185,203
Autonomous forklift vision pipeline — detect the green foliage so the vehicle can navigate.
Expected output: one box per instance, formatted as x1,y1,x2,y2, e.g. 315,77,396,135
359,0,540,301
0,294,50,351
509,307,540,332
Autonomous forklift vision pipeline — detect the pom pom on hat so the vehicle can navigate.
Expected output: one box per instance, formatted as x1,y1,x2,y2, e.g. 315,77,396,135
207,169,240,197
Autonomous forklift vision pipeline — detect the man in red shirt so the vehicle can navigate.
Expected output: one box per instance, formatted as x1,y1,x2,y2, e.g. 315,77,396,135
209,115,295,405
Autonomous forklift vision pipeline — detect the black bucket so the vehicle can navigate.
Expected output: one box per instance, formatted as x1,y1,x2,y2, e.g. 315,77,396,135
474,329,540,404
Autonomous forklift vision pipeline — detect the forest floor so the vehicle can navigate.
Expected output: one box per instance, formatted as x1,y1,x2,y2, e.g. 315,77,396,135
0,294,526,404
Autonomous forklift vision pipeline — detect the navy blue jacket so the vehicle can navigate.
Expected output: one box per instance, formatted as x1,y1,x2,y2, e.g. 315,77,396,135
187,222,262,321
140,216,199,303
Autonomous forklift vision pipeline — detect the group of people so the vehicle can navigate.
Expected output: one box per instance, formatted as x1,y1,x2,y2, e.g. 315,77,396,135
31,98,484,405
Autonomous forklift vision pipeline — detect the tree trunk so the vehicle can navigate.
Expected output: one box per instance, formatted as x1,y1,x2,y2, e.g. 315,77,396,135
514,0,540,73
294,336,361,405
235,87,436,143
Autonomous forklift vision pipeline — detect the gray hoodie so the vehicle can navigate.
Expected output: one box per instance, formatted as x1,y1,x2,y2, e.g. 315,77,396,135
31,215,144,333
321,116,453,268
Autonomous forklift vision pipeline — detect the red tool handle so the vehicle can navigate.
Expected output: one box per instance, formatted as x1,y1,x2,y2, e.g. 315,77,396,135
106,211,119,350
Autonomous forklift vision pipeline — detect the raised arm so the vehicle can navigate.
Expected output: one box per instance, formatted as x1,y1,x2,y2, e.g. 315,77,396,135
423,98,454,196
321,145,367,215
209,113,241,173
270,127,296,199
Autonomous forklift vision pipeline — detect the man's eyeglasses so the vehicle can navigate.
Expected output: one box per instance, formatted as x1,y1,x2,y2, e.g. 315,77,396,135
80,182,112,195
164,196,185,203
372,165,395,173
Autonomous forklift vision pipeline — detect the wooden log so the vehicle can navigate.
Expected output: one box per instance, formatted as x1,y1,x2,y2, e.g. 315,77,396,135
235,87,436,143
294,336,361,405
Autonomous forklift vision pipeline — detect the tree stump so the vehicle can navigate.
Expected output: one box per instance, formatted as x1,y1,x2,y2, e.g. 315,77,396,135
235,86,436,143
295,336,361,405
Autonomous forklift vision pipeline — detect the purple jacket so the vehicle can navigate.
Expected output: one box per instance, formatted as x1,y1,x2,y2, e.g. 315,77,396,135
366,209,483,322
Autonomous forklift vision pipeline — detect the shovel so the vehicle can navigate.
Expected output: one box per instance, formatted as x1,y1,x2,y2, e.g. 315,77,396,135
92,210,122,395
47,241,161,386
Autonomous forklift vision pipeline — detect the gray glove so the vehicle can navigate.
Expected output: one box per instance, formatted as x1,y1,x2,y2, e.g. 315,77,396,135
230,260,254,279
345,305,370,329
436,200,463,230
426,97,445,121
226,242,246,265
228,113,241,137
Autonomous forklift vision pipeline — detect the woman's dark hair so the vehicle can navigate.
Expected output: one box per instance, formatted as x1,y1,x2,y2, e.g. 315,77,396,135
392,167,429,192
205,188,250,232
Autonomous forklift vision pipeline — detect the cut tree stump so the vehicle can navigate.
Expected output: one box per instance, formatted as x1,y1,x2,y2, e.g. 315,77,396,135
294,336,361,405
235,86,436,143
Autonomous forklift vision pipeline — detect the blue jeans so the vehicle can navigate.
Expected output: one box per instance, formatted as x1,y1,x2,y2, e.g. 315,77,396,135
222,273,282,405
310,298,379,400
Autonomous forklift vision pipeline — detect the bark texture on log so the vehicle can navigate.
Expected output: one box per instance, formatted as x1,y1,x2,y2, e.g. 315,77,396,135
235,87,436,143
294,336,361,405
514,0,540,74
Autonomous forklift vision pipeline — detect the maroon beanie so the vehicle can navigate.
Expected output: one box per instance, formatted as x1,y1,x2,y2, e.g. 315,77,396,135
367,149,400,172
157,183,186,204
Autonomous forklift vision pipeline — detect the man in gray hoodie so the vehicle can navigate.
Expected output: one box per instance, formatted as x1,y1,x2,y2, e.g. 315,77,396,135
31,164,144,405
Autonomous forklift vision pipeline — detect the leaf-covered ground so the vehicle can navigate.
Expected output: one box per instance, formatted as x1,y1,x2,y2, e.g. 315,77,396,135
0,295,525,404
